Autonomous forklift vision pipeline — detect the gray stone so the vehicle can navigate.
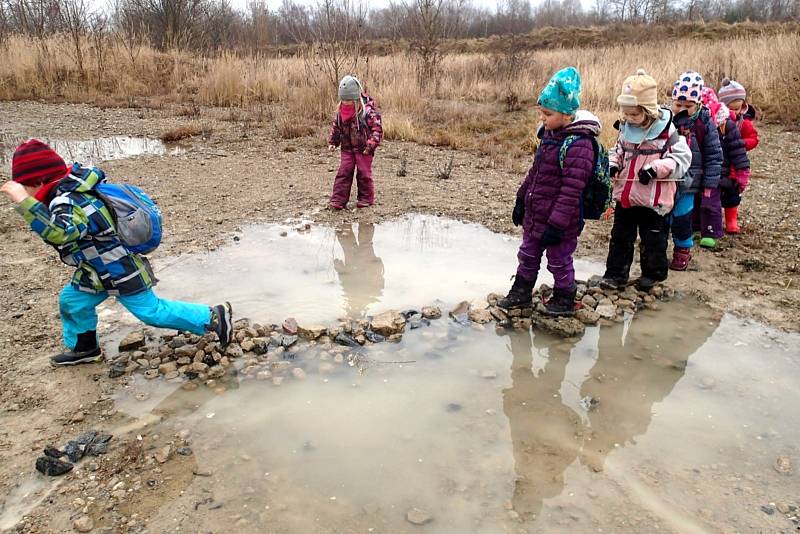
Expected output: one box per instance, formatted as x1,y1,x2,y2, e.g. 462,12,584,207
468,308,493,324
421,306,442,320
119,331,145,352
73,516,94,532
580,294,597,308
595,304,617,319
576,308,600,325
406,507,433,526
370,310,406,336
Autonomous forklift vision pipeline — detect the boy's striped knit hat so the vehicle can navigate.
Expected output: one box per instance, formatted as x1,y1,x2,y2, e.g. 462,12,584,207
672,71,704,103
11,139,68,186
718,78,747,105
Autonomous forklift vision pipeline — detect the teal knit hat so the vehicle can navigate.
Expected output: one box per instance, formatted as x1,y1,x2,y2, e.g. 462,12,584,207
537,67,582,115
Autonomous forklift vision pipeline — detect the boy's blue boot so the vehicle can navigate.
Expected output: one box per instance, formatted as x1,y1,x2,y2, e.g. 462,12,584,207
51,331,102,366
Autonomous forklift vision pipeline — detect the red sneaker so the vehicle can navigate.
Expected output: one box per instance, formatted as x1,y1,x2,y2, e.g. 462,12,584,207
669,247,692,271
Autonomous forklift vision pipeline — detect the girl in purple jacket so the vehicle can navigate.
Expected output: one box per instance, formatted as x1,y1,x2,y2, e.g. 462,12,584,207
498,67,598,316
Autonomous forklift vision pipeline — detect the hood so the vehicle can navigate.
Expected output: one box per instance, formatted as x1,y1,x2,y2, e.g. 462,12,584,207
620,107,672,144
536,109,601,139
57,163,106,194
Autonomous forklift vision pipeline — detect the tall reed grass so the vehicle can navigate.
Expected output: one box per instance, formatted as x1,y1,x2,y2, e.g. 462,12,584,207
0,31,797,157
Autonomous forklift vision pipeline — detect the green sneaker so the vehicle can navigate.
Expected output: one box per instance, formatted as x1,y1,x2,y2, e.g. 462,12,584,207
699,237,717,249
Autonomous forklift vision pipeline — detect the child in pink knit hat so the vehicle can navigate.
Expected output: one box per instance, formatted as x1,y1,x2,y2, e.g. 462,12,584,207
701,88,751,234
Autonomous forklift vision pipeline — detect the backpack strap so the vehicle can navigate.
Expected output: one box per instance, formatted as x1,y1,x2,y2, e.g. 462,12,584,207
621,128,680,157
558,134,597,168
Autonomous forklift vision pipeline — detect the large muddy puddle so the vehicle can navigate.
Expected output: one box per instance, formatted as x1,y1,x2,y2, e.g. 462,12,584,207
24,215,800,532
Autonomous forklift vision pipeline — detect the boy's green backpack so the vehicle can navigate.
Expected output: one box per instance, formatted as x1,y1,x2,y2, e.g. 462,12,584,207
558,135,611,220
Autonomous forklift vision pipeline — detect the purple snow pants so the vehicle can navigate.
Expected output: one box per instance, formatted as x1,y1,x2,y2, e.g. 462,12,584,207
516,232,578,290
692,188,724,239
330,151,375,207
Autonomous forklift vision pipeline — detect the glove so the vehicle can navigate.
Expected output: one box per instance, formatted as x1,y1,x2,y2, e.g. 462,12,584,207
512,197,525,227
609,165,620,179
638,166,657,185
736,169,751,194
541,225,563,247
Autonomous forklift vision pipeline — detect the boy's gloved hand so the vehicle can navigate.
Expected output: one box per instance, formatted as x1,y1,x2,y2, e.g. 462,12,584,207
0,181,28,204
512,197,525,227
541,225,563,247
638,166,657,185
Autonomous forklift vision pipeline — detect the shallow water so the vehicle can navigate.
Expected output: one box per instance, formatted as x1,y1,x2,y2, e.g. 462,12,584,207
0,136,173,166
68,216,800,531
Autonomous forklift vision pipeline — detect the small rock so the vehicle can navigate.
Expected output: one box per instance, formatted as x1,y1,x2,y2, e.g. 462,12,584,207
158,361,177,375
73,516,94,532
580,396,600,411
595,303,616,319
370,310,406,336
775,456,792,474
292,368,307,380
468,308,493,324
71,411,85,423
421,306,442,320
776,502,791,514
449,301,470,317
580,294,597,308
119,330,146,352
143,369,159,380
576,308,600,325
298,325,327,339
335,332,360,347
108,361,127,378
282,318,299,335
190,362,209,373
406,507,433,525
177,447,193,456
36,456,73,476
154,445,171,464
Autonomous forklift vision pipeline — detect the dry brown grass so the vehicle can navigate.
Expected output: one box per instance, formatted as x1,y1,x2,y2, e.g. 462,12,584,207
160,123,212,142
0,29,797,161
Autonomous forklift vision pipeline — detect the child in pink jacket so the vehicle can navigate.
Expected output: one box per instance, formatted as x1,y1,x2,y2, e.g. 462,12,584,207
601,70,692,291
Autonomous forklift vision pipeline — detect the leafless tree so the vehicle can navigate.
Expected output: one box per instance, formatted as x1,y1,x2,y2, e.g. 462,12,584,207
406,0,464,90
59,0,89,77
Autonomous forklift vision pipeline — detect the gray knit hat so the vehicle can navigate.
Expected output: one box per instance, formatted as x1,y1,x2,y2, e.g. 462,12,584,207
338,75,363,101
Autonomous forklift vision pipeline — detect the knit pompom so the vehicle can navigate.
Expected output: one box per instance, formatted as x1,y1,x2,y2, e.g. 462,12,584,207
636,68,647,76
721,77,731,87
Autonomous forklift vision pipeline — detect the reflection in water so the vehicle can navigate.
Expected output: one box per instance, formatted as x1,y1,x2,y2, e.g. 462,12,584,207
500,329,582,521
334,223,384,318
580,306,720,472
0,136,171,166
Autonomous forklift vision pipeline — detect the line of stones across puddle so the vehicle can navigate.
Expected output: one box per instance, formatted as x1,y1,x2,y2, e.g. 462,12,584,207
110,275,675,390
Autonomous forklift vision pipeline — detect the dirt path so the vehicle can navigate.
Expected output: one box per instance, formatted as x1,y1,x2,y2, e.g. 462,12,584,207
0,101,797,532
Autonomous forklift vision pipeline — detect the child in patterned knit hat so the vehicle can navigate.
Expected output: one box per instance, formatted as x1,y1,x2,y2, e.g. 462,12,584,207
499,66,601,316
0,140,234,366
719,78,760,152
701,87,751,234
668,70,723,270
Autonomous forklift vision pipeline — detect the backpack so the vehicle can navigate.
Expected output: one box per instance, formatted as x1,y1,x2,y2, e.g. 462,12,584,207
558,135,611,220
94,181,163,255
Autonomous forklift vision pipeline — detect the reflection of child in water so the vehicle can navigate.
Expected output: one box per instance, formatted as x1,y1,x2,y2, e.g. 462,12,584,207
333,223,385,318
499,328,581,521
579,305,719,472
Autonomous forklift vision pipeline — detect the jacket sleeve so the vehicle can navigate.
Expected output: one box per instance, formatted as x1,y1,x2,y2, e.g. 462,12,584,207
724,120,750,171
701,117,723,189
365,107,383,148
15,195,89,246
652,129,691,181
739,119,760,151
516,163,534,201
547,138,594,231
327,115,342,147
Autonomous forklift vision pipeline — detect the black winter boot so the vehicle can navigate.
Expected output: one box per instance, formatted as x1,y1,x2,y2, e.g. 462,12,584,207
50,331,102,366
208,302,233,348
545,286,577,317
497,276,535,309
